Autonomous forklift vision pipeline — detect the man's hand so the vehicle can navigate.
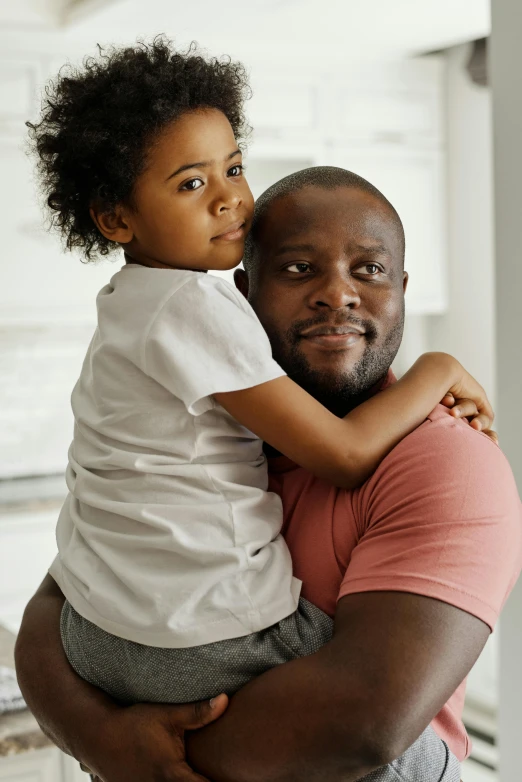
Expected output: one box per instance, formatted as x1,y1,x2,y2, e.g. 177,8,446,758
15,575,231,782
86,695,228,782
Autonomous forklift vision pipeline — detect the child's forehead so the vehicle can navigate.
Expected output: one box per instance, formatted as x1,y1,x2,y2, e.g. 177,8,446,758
149,109,237,162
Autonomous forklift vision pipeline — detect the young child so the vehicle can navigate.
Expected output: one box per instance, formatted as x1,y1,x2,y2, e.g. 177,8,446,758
28,39,493,707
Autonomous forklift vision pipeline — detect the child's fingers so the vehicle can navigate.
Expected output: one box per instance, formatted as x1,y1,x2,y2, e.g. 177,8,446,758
469,414,494,432
481,429,499,445
450,398,478,419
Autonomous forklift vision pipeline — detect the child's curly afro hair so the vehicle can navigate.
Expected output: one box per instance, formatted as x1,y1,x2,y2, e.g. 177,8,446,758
27,37,251,261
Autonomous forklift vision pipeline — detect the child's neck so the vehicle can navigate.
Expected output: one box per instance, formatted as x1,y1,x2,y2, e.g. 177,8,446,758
123,251,207,273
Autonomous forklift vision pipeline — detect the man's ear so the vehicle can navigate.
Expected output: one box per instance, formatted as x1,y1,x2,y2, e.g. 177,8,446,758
234,268,250,299
89,204,134,244
402,271,409,293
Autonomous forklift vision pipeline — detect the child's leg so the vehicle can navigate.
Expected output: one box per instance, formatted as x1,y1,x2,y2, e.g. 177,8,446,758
60,598,333,703
62,600,460,781
360,726,461,781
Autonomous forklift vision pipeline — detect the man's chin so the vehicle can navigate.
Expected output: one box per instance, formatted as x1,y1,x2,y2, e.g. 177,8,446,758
283,344,395,416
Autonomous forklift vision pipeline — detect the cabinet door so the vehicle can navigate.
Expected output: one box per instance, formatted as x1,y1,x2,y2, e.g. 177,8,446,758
0,140,114,324
61,753,89,782
0,509,59,631
248,74,321,144
0,746,63,782
326,146,447,314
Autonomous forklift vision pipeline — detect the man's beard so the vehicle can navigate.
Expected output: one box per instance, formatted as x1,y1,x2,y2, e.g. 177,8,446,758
265,309,404,418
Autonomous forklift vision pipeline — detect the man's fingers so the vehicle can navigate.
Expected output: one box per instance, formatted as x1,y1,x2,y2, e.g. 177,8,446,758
168,693,229,731
441,393,455,408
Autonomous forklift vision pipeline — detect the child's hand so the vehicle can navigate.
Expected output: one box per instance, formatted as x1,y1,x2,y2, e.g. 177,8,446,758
441,392,498,444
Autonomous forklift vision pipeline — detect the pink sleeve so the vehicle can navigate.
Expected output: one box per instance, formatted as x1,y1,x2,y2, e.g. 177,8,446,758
338,413,522,631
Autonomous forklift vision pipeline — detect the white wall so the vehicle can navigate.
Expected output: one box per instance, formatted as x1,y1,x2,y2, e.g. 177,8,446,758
421,43,498,712
490,2,522,777
427,43,495,405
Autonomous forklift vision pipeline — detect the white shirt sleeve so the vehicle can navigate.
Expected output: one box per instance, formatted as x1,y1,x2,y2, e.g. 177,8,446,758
143,274,286,415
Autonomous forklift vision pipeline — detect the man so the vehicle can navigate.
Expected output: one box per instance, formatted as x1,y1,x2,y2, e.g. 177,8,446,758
15,167,522,782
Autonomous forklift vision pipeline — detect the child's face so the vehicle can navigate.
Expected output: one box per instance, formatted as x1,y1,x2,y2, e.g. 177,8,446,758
105,109,254,271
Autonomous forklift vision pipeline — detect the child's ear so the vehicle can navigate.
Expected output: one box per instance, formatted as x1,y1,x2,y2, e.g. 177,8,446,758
89,204,134,244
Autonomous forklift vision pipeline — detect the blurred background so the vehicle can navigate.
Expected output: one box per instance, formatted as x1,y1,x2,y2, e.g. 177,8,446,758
0,1,518,781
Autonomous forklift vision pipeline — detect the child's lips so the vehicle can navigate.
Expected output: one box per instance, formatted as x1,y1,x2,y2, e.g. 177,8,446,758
212,221,245,241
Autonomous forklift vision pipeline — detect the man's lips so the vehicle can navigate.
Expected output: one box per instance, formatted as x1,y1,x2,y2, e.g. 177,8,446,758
299,325,365,350
211,220,246,241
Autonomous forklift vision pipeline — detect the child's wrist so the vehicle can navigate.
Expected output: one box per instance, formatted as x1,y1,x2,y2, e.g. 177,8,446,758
416,352,460,385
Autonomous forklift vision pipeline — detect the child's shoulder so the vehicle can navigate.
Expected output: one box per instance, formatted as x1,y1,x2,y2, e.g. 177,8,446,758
114,265,237,299
107,265,252,329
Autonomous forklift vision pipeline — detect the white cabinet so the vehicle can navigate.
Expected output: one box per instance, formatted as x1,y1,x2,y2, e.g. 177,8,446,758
0,44,449,480
0,52,447,321
245,59,448,314
0,747,89,782
61,754,90,782
323,145,447,314
0,138,115,325
0,747,63,782
0,507,59,632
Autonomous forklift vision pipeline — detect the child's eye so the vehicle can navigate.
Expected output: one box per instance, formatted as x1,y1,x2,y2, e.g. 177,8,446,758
228,164,244,177
180,178,204,191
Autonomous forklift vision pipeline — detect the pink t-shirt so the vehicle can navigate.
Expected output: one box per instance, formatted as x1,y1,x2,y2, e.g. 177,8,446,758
269,384,522,761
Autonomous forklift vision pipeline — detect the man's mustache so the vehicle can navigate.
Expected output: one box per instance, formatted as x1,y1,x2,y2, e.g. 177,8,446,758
288,314,378,343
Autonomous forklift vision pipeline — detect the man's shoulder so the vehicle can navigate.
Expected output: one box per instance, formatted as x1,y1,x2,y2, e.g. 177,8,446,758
389,403,506,470
346,404,522,632
362,404,521,541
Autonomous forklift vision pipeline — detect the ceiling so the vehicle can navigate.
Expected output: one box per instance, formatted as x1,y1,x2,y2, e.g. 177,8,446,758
1,0,490,67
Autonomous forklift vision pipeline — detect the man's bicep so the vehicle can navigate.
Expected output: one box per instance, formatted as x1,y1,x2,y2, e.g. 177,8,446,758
330,591,490,754
341,420,522,632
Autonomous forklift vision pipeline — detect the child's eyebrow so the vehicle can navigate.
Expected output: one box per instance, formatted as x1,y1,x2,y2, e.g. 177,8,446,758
166,149,241,181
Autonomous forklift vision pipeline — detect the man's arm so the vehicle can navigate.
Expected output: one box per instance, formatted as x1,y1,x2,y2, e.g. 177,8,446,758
14,575,229,782
15,574,486,782
186,590,488,782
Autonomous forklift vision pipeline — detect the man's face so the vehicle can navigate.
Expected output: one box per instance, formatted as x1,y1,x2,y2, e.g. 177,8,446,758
236,185,408,415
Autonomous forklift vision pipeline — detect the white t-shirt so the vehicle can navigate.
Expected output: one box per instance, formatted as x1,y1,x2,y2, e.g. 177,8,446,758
50,265,301,648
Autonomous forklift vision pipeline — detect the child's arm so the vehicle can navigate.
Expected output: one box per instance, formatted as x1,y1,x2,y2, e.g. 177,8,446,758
214,352,493,490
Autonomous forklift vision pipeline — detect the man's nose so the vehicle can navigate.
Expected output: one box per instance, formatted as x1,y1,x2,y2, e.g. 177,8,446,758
311,274,361,310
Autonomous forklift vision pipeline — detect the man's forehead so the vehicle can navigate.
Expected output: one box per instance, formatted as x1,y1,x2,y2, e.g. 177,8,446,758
259,185,400,251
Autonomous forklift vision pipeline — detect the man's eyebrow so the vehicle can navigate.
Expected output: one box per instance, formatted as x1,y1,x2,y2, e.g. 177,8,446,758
274,244,316,257
166,149,241,182
355,243,390,256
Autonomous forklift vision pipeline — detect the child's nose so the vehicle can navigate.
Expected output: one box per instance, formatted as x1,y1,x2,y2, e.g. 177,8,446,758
214,182,242,213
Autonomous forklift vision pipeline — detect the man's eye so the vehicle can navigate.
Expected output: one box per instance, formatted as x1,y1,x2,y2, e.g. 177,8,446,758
285,262,312,274
357,264,381,275
228,164,244,177
180,178,204,191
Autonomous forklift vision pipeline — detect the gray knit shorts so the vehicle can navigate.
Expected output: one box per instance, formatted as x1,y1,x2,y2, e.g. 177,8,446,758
61,597,334,703
62,599,460,781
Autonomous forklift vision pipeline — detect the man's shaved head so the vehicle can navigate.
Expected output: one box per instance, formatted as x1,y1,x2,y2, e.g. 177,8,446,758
243,166,405,277
234,166,408,416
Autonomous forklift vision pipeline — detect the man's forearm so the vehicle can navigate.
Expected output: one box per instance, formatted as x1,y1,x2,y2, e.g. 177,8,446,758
15,579,379,782
15,583,465,782
14,576,119,762
186,646,385,782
